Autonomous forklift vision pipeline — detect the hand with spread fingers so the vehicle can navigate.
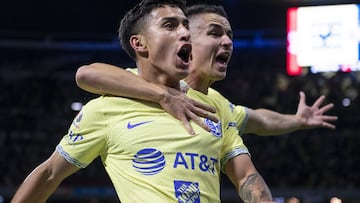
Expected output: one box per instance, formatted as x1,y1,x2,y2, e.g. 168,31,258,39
159,86,218,135
296,91,338,130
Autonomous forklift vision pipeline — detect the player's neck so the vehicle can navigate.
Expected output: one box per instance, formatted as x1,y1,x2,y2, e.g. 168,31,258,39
184,75,210,95
137,61,181,90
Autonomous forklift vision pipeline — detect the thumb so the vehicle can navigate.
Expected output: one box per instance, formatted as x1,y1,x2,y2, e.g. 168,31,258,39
298,91,306,106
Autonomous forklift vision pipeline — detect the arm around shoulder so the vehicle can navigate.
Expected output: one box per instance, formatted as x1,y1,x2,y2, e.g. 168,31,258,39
75,62,218,135
11,151,80,203
76,63,172,102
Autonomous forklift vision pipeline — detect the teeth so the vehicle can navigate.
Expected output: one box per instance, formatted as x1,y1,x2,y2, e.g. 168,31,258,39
178,45,191,62
217,56,227,64
216,52,230,65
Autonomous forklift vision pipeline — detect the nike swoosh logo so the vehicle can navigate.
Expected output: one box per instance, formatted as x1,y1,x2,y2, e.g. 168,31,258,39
127,121,153,129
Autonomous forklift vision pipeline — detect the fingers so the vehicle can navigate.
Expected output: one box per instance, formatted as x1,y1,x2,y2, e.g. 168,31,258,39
190,107,218,123
320,115,338,129
158,92,217,135
191,99,216,113
180,107,217,134
180,118,196,135
298,91,306,106
322,115,338,122
187,111,211,132
189,100,218,123
312,95,326,108
204,112,219,123
318,103,334,114
321,121,336,130
180,112,211,135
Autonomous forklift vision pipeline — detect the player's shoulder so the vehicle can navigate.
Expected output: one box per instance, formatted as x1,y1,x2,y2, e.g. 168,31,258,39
208,88,227,99
84,95,116,105
207,87,229,103
208,87,221,96
82,95,130,111
82,96,105,108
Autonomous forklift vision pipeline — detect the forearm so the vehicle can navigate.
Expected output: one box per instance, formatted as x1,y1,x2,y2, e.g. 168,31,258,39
11,163,62,203
239,173,273,203
225,155,273,203
245,108,302,136
76,63,168,103
246,91,338,135
11,151,79,203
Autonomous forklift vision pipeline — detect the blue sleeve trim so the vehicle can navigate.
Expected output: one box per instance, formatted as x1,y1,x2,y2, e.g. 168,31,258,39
56,144,88,168
221,148,250,173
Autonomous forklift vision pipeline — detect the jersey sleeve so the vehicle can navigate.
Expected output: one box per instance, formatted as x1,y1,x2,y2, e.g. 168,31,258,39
219,105,250,172
57,97,108,168
234,105,249,136
207,88,249,136
206,89,250,170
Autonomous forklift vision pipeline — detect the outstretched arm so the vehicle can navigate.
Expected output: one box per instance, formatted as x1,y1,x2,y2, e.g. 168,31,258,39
244,91,338,136
76,63,218,135
11,151,80,203
224,154,274,203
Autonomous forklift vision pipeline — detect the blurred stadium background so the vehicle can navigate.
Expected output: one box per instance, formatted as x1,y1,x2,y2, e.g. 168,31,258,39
1,0,360,202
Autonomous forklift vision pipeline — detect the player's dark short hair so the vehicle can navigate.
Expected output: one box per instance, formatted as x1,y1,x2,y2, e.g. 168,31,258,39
186,4,228,19
118,0,186,59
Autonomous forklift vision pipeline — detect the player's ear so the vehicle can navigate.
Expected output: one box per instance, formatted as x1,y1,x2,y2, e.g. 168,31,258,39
130,35,147,53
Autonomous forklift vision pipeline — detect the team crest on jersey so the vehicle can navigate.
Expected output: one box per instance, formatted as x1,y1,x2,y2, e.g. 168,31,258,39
174,180,200,203
204,118,222,138
71,111,83,129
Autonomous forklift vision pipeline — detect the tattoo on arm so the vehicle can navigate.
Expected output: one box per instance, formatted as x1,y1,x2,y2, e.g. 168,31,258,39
239,173,273,203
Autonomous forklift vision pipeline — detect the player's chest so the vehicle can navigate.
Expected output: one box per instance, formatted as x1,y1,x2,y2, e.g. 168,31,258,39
106,113,223,157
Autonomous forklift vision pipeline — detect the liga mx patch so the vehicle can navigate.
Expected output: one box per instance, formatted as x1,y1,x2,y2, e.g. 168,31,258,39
174,180,200,203
71,111,83,129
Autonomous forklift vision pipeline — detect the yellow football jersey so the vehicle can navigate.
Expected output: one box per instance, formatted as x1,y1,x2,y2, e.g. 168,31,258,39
57,94,249,203
206,88,249,136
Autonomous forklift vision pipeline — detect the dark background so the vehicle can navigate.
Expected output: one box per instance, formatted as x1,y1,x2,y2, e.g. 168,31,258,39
1,0,360,202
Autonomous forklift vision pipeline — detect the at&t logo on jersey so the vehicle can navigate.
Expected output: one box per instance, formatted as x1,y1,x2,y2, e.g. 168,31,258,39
173,152,218,174
174,180,200,203
204,118,222,138
132,148,166,175
133,148,219,176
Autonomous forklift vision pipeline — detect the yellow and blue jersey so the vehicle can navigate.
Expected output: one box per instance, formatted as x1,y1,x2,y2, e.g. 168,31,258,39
206,87,249,136
57,92,249,203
